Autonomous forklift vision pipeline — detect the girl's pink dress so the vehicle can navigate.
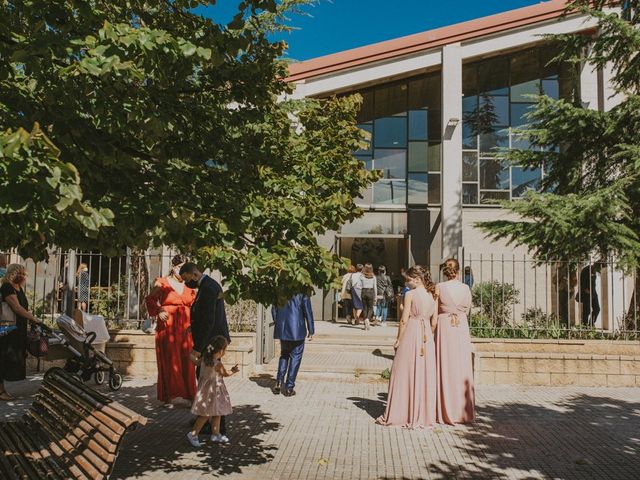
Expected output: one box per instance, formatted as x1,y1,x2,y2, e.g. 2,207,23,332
436,280,475,425
191,359,233,417
377,288,437,429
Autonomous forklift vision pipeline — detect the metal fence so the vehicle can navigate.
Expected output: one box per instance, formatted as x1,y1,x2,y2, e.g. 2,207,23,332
2,249,638,338
0,249,257,331
450,253,639,340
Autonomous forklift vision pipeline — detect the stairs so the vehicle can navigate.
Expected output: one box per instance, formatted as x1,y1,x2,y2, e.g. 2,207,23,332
259,321,398,379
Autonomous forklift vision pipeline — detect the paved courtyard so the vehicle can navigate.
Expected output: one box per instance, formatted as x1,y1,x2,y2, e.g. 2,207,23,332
2,372,639,479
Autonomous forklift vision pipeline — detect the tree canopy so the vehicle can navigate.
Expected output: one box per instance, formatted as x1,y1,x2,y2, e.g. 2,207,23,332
0,0,376,304
477,0,640,271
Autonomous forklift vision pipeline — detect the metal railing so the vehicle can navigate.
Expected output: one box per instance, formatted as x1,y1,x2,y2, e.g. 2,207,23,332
1,249,259,332
2,250,638,339
449,253,640,340
1,250,179,327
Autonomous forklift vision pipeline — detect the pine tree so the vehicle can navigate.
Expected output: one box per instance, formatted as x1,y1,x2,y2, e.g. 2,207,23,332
477,1,640,329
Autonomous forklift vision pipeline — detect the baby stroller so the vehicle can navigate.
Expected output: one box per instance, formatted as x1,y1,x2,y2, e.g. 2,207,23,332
41,313,124,391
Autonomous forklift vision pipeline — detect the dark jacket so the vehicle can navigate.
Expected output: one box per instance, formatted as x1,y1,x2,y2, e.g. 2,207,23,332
272,294,315,342
190,275,230,352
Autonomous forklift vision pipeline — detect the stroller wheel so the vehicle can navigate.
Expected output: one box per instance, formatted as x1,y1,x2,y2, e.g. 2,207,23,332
109,373,123,391
94,371,105,385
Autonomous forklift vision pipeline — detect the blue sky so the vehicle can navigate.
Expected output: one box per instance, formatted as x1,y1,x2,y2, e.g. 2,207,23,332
197,0,542,61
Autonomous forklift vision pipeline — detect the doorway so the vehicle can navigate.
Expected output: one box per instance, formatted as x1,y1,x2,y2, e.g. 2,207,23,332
336,234,410,321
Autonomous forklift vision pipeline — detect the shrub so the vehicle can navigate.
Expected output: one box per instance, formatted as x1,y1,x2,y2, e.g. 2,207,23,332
471,281,519,327
226,299,258,333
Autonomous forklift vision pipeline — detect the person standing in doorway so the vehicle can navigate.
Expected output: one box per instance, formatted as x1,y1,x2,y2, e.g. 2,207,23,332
179,262,231,436
272,293,315,397
350,264,364,325
357,264,377,331
374,265,393,326
76,263,90,312
340,266,356,324
579,264,601,326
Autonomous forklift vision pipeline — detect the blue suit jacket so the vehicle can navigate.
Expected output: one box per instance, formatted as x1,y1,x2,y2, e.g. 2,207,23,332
272,294,315,341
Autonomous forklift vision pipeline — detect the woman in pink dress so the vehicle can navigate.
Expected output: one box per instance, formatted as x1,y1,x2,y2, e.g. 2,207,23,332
377,266,438,429
436,258,475,424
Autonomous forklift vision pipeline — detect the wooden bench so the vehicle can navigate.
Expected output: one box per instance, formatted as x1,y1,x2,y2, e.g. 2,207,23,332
0,367,146,479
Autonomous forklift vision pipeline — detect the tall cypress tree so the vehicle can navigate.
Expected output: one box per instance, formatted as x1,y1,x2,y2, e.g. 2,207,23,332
477,1,640,328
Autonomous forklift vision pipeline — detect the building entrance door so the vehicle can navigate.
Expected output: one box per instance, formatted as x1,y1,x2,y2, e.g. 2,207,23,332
336,234,410,321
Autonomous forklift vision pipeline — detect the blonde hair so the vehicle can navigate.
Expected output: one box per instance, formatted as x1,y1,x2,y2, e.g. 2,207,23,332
76,263,88,276
2,264,26,285
362,263,375,279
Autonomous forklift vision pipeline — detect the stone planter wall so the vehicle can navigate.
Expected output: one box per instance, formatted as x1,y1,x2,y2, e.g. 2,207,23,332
473,339,640,387
29,330,257,379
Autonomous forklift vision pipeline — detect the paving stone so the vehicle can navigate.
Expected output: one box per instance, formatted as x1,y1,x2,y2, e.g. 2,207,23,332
2,372,639,479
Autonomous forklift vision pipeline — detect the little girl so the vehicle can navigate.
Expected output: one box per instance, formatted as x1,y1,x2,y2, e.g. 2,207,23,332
187,336,238,447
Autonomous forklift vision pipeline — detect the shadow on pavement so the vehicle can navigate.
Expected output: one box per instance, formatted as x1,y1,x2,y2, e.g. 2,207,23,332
348,392,388,419
372,348,394,361
109,383,280,479
393,393,639,479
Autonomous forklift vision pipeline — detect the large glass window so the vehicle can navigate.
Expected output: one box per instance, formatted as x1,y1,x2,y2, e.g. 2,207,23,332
461,44,577,205
351,71,442,207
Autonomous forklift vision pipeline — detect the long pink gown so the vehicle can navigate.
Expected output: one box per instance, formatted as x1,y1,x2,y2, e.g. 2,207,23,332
377,288,437,429
436,280,475,425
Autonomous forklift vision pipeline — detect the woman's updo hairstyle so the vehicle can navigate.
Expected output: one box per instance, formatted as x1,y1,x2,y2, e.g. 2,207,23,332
442,258,460,280
405,265,437,297
171,254,187,267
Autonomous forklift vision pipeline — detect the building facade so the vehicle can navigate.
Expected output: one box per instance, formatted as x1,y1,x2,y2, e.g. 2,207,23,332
286,1,628,323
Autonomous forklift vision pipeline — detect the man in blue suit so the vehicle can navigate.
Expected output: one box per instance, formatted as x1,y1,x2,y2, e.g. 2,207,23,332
272,294,315,397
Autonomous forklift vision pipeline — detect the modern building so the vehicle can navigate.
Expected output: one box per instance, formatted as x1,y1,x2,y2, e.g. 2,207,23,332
285,0,627,324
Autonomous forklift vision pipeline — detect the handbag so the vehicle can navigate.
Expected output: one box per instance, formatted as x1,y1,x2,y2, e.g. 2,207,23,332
345,274,353,295
27,327,49,357
1,301,16,326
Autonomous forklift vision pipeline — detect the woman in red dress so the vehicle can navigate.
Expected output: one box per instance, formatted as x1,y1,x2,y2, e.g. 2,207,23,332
145,255,197,404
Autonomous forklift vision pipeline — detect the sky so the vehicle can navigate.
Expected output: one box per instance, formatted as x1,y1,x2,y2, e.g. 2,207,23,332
197,0,544,61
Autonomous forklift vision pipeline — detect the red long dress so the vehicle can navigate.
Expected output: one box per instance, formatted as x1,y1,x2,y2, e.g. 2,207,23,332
145,277,197,403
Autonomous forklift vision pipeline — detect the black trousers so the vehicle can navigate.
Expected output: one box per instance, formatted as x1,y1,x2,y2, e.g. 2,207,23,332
361,288,376,321
195,364,226,435
581,294,600,326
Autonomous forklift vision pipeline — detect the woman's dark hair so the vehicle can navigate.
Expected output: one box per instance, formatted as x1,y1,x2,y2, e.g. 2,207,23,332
203,336,228,366
405,265,437,297
378,265,386,275
171,254,187,267
356,263,363,272
441,258,460,280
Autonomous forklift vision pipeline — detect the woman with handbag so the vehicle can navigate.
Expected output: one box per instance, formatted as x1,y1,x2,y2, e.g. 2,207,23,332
0,264,42,401
340,265,356,324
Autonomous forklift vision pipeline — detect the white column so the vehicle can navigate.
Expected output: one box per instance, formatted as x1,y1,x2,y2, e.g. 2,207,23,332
440,43,463,260
600,61,625,111
579,49,598,110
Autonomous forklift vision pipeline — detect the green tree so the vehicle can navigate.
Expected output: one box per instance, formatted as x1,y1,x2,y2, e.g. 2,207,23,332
0,0,377,304
476,1,640,325
477,1,640,265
